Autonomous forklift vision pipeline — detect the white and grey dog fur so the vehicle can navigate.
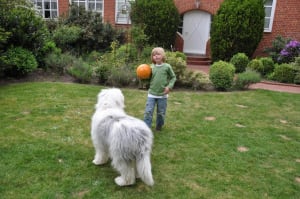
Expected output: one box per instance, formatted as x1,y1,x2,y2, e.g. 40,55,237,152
91,88,154,186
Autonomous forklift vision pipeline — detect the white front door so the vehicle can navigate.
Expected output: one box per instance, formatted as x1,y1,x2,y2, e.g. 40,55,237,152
183,11,211,55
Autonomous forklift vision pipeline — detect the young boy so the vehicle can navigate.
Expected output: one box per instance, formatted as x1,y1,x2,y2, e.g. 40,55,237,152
144,47,176,131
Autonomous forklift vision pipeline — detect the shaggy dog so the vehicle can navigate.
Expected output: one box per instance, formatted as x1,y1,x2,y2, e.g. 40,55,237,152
91,88,154,186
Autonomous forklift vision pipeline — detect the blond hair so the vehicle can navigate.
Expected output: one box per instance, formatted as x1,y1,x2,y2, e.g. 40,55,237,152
151,47,166,63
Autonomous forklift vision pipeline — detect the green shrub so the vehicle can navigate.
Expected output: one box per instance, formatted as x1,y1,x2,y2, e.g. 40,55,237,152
0,27,10,50
291,57,300,84
179,70,213,90
68,58,93,83
39,40,61,59
130,0,180,49
270,63,295,83
293,56,300,66
172,51,187,61
247,59,264,74
52,25,82,53
94,60,111,84
230,53,249,73
234,69,261,90
130,25,148,57
0,3,50,65
166,52,187,81
107,65,136,87
210,0,264,61
85,51,103,63
93,49,123,84
116,43,138,63
2,46,38,77
139,45,155,63
209,61,235,90
294,73,300,84
44,52,75,74
259,57,275,76
62,4,126,54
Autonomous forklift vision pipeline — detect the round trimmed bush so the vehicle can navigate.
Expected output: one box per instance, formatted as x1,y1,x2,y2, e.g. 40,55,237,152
259,57,275,76
166,52,187,81
294,73,300,84
292,57,300,84
209,61,235,90
247,59,264,74
270,63,295,83
230,53,249,73
2,46,38,77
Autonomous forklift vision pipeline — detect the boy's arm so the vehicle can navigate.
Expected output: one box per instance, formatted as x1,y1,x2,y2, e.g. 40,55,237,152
167,65,176,89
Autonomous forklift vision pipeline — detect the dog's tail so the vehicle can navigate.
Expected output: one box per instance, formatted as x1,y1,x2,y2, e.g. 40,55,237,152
136,155,154,186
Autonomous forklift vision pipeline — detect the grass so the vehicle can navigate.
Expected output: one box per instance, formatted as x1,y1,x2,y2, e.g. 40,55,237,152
0,82,300,199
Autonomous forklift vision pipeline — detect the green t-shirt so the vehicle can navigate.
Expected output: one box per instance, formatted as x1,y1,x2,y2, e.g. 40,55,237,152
148,63,176,96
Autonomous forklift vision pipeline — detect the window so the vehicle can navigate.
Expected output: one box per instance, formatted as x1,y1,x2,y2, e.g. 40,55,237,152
31,0,58,19
115,0,134,24
72,0,103,16
264,0,277,32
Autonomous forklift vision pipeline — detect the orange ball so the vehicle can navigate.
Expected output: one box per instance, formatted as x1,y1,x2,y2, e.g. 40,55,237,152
136,64,151,79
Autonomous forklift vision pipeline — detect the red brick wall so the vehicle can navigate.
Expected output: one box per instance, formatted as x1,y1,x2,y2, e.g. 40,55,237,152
57,0,300,58
174,0,300,58
58,0,123,26
174,0,223,14
253,0,300,57
58,0,69,17
103,0,115,24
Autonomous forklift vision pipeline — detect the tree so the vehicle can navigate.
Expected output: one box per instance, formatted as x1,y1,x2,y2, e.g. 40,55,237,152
210,0,265,62
130,0,180,49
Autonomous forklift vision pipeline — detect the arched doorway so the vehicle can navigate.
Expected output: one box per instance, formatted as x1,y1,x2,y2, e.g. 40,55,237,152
182,10,211,55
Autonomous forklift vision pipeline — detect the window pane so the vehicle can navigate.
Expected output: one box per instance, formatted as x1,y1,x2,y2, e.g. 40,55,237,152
51,2,57,9
72,0,103,17
79,2,85,8
116,0,131,24
52,11,57,18
265,0,273,6
89,3,95,10
265,7,272,17
37,2,42,8
45,10,50,18
45,2,50,9
96,3,102,10
264,18,270,29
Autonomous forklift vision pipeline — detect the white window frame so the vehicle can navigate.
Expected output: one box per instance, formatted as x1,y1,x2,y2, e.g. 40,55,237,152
264,0,277,32
115,0,134,24
72,0,104,18
31,0,59,19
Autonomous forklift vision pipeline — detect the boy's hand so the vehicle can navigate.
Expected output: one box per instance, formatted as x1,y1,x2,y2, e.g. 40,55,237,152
164,87,170,94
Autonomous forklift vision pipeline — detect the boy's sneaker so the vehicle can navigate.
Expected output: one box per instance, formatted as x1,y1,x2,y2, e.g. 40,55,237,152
156,126,162,131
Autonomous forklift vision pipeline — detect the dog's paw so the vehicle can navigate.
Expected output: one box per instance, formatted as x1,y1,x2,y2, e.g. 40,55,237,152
92,159,107,165
114,176,134,186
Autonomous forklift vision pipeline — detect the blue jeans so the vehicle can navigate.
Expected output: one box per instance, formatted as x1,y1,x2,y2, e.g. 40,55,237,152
144,97,167,128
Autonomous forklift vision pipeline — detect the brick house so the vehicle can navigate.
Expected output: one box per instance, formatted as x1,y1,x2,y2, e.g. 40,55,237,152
32,0,300,59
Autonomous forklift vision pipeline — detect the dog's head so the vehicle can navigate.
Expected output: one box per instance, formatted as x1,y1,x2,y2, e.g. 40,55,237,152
95,88,125,111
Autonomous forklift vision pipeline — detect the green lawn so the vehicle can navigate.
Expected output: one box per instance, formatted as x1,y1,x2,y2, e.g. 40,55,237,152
0,82,299,199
